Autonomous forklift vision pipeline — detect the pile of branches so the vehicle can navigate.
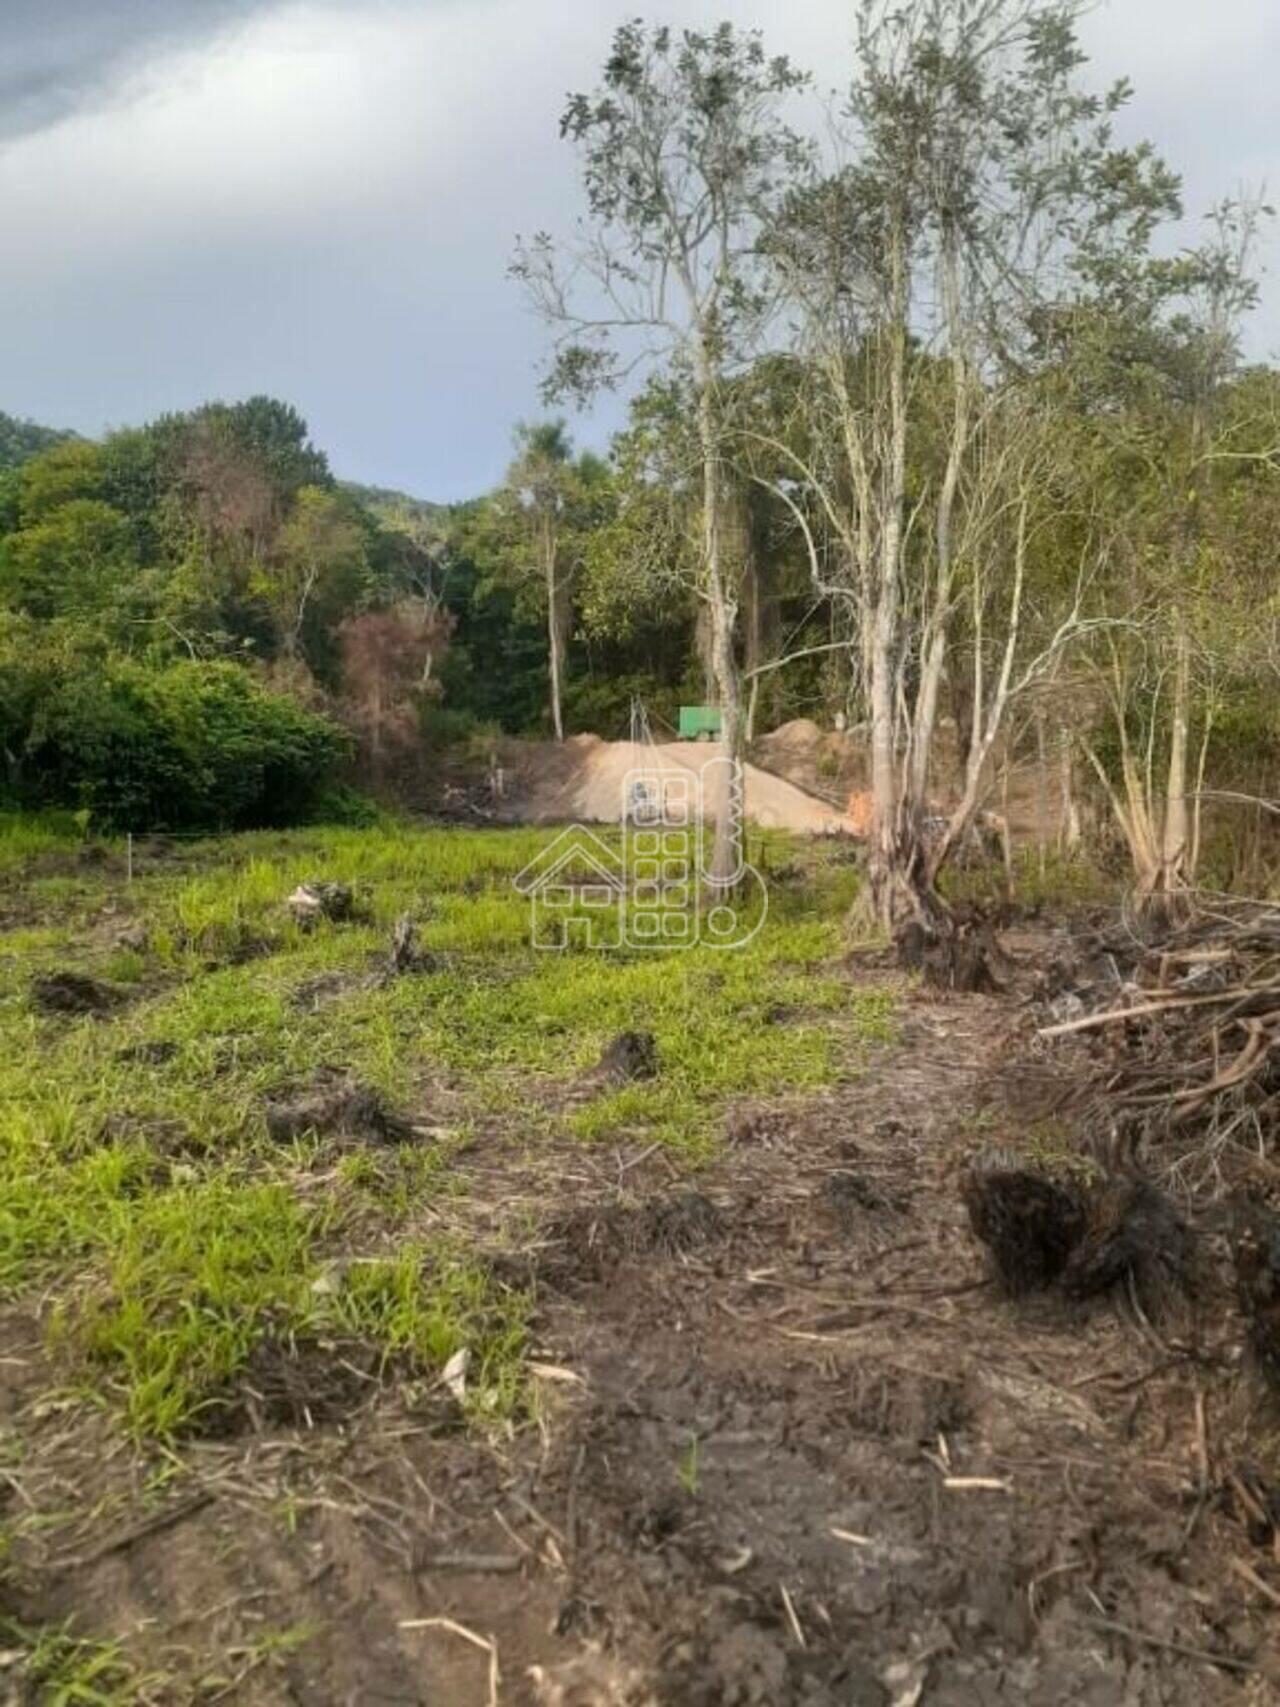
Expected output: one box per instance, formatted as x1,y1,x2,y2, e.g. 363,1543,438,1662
1038,899,1280,1199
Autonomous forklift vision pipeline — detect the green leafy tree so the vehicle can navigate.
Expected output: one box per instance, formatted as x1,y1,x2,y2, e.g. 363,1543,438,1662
17,439,107,524
260,485,370,668
0,411,73,472
1,498,139,627
765,0,1184,925
514,21,808,882
22,660,349,831
476,421,613,741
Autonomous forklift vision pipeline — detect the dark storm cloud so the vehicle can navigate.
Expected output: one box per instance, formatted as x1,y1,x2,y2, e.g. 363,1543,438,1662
0,0,273,139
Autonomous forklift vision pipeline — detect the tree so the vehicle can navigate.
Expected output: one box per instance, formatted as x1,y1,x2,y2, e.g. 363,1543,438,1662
17,439,107,523
264,485,370,666
0,411,73,473
0,498,139,626
0,441,142,632
578,377,704,684
765,0,1179,927
1073,199,1275,909
504,420,576,742
514,21,808,885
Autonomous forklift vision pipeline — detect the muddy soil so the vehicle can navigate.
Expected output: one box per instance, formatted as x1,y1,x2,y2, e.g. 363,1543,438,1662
4,951,1279,1704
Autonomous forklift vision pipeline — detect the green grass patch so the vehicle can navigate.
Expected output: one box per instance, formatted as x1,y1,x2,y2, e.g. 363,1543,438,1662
0,1618,163,1706
0,817,890,1439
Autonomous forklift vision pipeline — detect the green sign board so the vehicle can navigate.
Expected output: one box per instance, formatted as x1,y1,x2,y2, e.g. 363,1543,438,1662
678,705,722,740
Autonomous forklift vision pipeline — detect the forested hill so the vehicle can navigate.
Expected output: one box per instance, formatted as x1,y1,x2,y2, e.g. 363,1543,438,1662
0,387,717,841
0,410,74,470
0,397,458,833
339,480,448,535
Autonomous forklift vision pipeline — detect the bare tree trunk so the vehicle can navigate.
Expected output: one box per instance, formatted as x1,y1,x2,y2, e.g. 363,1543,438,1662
865,219,923,927
693,604,716,704
1157,621,1190,891
1035,712,1048,882
741,500,763,742
698,374,745,893
1058,722,1080,853
926,496,1030,894
908,240,968,817
543,515,564,743
1188,705,1214,880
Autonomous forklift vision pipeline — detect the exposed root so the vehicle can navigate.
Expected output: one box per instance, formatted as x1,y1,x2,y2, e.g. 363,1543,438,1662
1063,1177,1193,1317
961,1164,1087,1293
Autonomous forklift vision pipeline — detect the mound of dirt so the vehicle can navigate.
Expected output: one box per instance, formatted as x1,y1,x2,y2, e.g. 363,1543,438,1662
754,718,869,806
501,737,856,834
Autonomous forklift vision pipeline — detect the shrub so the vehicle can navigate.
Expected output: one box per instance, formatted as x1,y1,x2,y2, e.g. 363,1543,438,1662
21,660,351,832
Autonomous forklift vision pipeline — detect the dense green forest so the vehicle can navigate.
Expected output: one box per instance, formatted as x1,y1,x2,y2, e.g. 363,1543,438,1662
2,0,1279,917
0,390,829,833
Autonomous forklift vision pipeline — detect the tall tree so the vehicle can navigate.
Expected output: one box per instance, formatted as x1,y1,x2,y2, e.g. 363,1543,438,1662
1073,198,1273,910
506,420,577,742
767,0,1179,927
264,485,370,666
513,22,807,884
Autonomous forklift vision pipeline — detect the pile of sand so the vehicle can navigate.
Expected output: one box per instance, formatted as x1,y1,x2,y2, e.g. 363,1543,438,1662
505,735,854,835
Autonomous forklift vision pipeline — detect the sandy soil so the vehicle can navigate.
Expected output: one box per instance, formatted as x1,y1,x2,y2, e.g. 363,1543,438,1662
496,735,856,836
482,720,1066,848
5,935,1278,1704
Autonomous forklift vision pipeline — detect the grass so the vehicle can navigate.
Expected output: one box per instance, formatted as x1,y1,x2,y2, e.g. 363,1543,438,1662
940,844,1114,910
0,1612,321,1704
0,818,891,1441
0,1618,164,1706
0,810,92,874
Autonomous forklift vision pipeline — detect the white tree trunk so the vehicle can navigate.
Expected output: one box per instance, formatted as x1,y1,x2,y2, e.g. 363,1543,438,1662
698,376,744,893
543,515,564,743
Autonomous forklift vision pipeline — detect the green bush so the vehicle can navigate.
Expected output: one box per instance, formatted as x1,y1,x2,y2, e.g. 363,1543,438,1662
20,660,351,832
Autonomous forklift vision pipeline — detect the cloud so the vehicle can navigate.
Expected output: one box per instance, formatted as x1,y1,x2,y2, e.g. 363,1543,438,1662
0,0,1274,499
0,0,290,141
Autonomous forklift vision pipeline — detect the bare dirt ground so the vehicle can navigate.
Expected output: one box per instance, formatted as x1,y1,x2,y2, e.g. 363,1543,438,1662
491,735,855,835
478,719,1063,848
5,937,1279,1704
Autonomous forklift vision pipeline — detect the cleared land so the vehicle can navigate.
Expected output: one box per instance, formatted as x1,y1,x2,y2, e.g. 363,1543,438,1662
491,734,857,834
0,819,1276,1703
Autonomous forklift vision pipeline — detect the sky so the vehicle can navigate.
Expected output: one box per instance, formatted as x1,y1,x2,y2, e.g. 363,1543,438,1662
0,0,1276,501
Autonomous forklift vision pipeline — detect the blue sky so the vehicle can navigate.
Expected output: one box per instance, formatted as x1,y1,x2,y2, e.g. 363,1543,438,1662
1,0,1276,499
